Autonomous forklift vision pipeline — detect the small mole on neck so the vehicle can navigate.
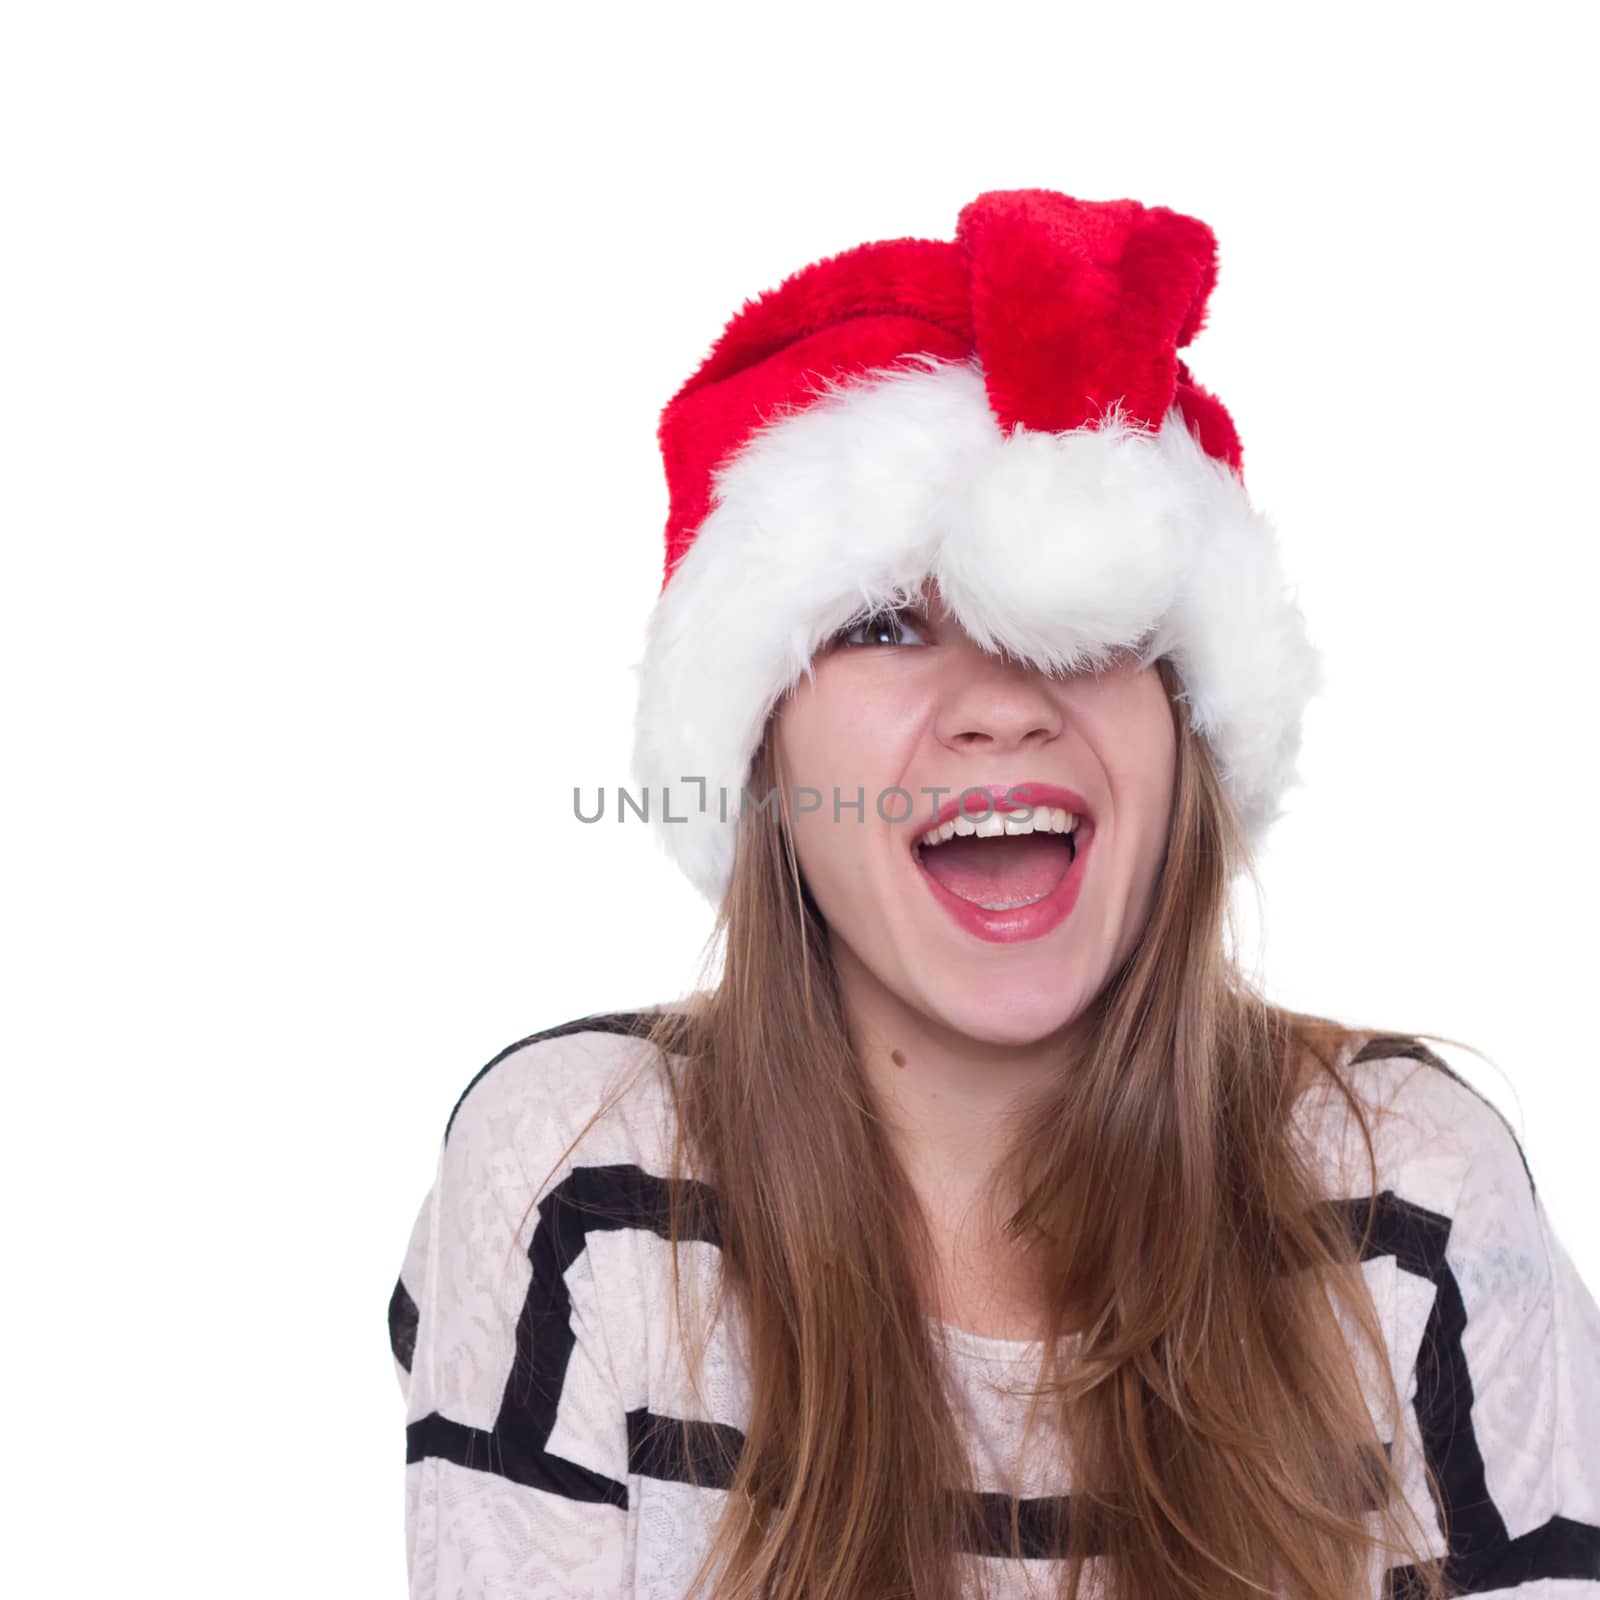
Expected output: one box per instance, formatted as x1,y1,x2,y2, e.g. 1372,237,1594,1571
890,1048,908,1068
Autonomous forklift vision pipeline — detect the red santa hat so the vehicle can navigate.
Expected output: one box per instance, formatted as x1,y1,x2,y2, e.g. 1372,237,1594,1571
631,187,1323,904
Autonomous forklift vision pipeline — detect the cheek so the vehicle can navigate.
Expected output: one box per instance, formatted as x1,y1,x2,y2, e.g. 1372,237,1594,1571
772,686,833,798
774,667,919,794
771,694,855,881
1118,680,1179,869
1130,717,1178,818
1077,669,1178,838
772,678,911,890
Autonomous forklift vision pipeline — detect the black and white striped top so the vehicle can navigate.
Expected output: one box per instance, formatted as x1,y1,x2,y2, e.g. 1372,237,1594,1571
388,1013,1600,1598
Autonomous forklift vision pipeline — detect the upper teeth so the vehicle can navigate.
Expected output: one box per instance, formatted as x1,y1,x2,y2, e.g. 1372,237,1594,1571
916,806,1080,849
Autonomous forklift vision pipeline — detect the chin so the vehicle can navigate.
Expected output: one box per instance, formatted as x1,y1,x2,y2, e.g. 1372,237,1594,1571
921,973,1089,1051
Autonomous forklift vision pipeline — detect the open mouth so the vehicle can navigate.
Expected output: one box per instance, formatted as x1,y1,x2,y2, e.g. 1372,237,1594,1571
913,804,1081,911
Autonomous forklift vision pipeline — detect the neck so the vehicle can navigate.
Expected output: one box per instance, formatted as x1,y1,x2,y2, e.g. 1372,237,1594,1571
832,940,1081,1239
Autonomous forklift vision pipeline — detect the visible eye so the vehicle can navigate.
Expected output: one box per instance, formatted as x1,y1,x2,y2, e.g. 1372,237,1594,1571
833,607,931,649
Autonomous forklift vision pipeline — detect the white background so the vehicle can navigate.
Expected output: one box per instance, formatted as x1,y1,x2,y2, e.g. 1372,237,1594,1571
4,3,1595,1594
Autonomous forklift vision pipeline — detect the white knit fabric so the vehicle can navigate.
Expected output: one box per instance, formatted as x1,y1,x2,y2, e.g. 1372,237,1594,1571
390,1019,1600,1599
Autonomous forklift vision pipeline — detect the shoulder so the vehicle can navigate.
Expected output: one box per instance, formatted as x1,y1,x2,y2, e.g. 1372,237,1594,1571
1293,1032,1538,1229
436,1007,682,1197
442,1008,662,1140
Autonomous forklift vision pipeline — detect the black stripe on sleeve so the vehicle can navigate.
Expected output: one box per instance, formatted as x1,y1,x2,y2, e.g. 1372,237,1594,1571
388,1273,419,1375
406,1411,628,1507
406,1160,721,1513
1327,1191,1600,1596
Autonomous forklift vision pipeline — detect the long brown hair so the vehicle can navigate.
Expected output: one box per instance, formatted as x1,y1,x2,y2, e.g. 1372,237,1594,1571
550,656,1473,1599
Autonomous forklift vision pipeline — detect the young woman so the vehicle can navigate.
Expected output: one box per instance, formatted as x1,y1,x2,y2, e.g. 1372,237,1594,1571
388,189,1600,1600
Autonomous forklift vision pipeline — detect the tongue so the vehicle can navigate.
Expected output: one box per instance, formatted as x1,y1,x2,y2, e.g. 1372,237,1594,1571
919,833,1072,907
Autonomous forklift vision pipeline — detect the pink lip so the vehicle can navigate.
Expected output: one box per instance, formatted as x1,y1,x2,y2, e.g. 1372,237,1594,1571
911,781,1095,946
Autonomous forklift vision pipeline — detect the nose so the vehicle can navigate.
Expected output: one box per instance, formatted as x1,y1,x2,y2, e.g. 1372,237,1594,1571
933,647,1064,754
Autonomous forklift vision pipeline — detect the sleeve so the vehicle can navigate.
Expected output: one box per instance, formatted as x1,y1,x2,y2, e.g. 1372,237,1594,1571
1402,1100,1600,1597
391,1049,634,1599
